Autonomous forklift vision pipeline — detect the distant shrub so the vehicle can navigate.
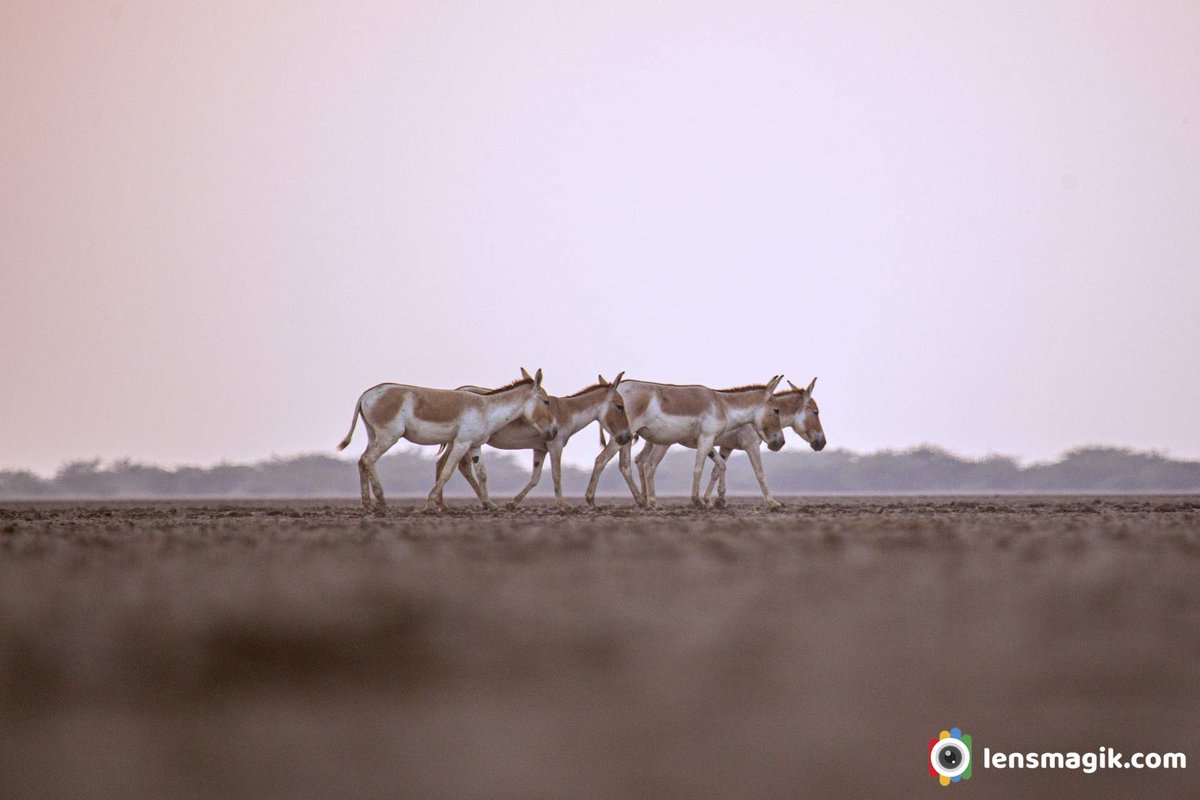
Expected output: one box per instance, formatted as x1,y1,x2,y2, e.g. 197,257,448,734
2,445,1197,499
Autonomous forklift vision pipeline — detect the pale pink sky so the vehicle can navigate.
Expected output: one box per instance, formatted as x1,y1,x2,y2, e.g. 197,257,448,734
2,1,1198,473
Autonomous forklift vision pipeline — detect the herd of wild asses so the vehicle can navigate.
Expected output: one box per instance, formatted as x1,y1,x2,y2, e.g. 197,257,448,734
339,369,826,512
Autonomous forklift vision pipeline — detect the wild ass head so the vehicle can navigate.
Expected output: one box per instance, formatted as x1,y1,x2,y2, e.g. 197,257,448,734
518,367,558,440
597,372,633,446
786,378,826,451
751,375,787,452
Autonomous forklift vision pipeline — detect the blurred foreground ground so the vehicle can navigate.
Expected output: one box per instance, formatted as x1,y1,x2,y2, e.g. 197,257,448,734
2,497,1198,799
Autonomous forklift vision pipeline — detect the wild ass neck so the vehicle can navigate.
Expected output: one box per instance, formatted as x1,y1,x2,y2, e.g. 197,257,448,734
552,387,608,437
718,389,767,427
484,386,534,430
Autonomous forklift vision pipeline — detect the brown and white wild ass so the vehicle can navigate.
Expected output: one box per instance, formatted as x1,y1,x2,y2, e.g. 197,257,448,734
337,368,555,512
433,373,633,508
631,381,788,507
628,381,796,506
699,378,826,507
584,376,785,509
636,377,822,508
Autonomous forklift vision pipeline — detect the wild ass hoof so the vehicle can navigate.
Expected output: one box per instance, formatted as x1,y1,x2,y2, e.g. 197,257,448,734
766,499,784,510
691,497,710,509
422,502,443,514
713,498,727,510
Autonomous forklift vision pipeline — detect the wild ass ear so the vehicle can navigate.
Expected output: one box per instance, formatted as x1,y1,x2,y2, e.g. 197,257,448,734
787,379,801,393
534,368,543,387
606,371,624,397
806,377,817,397
520,367,533,381
764,375,783,396
598,373,607,385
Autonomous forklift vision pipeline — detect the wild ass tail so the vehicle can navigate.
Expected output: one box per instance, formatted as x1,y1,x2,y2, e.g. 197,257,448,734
336,399,362,451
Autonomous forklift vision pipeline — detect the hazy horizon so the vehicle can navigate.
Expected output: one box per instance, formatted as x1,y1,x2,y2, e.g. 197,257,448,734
3,2,1198,474
8,441,1193,482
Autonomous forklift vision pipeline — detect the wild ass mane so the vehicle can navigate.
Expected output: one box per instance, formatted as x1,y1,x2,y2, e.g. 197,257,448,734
479,378,535,396
566,381,610,397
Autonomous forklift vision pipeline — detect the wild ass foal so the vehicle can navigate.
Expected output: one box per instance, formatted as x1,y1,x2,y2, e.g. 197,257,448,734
337,368,555,512
584,376,785,509
700,378,827,507
434,373,633,508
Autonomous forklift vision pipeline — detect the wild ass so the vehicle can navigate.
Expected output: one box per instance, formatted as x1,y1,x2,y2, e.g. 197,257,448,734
632,395,787,507
631,381,788,507
433,373,634,508
699,378,826,507
337,368,555,512
584,376,785,509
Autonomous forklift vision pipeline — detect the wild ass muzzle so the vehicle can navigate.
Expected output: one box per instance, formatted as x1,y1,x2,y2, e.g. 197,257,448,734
584,376,784,509
434,373,633,508
337,368,555,512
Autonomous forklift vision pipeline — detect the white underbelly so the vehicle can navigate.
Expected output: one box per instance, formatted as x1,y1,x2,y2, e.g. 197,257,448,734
487,422,544,450
403,420,460,446
714,424,757,449
638,414,702,446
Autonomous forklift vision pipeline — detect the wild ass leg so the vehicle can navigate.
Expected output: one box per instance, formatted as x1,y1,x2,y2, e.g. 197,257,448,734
548,443,566,508
458,453,484,501
585,438,620,508
703,447,730,503
427,440,472,512
634,441,655,501
433,449,484,506
618,442,645,507
717,448,731,505
706,446,734,508
357,427,377,510
359,428,401,513
469,448,498,510
744,445,781,508
691,435,717,508
641,443,672,509
586,438,645,508
508,448,548,508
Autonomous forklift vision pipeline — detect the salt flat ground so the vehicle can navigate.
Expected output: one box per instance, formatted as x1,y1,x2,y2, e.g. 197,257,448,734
2,497,1199,799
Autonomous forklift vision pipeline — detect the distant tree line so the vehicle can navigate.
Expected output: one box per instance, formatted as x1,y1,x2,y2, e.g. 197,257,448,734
2,446,1198,499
